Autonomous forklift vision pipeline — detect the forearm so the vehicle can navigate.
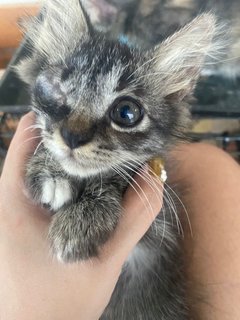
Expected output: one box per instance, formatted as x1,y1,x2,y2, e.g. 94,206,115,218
170,143,240,320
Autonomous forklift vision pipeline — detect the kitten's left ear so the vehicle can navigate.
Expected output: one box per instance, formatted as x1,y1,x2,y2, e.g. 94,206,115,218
16,0,90,84
147,14,218,101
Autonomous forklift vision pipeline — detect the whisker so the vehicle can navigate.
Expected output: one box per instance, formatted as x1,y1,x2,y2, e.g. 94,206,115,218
97,165,103,197
139,167,182,233
17,135,42,152
165,182,193,237
114,154,188,239
147,163,192,236
111,155,164,234
121,161,163,206
164,188,184,236
145,166,185,234
111,166,148,212
137,167,180,239
112,164,156,223
34,140,44,156
24,124,43,132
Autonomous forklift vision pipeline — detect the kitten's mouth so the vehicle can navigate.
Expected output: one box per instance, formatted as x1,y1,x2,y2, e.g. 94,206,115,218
45,138,141,178
47,142,112,177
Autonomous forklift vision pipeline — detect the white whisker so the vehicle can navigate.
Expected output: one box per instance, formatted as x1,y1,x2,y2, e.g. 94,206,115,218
34,140,44,155
165,182,193,237
112,164,156,223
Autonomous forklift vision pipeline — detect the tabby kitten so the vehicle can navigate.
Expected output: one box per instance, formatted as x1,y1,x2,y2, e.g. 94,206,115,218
16,0,218,318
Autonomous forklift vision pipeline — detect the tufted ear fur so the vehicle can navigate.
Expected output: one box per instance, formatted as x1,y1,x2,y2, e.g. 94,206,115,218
15,0,89,84
146,14,219,101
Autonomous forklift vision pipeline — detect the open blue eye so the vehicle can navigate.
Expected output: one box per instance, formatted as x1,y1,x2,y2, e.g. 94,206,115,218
110,97,144,127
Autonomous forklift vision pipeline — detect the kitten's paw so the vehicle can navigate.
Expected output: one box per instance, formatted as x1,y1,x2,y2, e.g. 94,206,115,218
41,178,72,211
51,236,98,263
49,211,101,263
52,238,84,263
49,191,121,263
50,230,99,263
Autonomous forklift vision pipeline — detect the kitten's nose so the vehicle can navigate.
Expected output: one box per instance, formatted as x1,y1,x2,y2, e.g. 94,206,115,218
60,127,92,149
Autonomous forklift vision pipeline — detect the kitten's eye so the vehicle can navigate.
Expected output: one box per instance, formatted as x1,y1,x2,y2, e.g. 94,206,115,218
110,97,144,127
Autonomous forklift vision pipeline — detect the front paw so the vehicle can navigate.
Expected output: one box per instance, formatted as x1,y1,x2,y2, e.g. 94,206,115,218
40,178,72,211
49,210,102,262
49,199,121,263
26,173,72,211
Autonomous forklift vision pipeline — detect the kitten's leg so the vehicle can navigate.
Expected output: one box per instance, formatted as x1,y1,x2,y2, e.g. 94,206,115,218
26,148,123,262
49,184,122,262
26,147,78,211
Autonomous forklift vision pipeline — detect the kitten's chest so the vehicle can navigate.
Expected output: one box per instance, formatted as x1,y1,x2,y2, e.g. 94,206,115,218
125,244,158,279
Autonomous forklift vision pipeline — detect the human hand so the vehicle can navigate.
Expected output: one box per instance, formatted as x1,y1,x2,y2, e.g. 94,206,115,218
0,113,163,320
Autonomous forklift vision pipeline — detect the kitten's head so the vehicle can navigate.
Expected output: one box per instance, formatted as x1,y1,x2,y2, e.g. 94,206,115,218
16,0,217,177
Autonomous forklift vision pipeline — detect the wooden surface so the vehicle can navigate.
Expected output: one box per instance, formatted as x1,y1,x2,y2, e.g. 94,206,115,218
0,4,39,68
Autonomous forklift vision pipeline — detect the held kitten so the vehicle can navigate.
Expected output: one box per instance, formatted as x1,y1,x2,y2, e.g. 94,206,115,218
16,1,218,318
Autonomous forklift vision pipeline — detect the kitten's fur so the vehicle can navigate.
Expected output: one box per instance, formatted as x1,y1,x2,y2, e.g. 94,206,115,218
16,1,218,318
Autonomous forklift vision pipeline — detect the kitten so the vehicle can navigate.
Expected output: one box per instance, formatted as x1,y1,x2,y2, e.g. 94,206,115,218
16,0,218,318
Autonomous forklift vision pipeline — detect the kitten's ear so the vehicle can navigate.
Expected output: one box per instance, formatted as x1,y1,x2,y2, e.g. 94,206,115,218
148,14,218,101
16,0,89,84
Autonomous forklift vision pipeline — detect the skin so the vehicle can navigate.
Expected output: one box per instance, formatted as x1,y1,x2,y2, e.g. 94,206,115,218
1,113,240,319
0,113,163,320
170,143,240,320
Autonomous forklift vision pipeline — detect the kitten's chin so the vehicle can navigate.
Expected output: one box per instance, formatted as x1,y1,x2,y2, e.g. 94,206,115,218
52,149,110,177
60,157,107,178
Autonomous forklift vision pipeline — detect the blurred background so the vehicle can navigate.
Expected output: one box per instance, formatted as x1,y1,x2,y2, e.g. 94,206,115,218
0,0,240,170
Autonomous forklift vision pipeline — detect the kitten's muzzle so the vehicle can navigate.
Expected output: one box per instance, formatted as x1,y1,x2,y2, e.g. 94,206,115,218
60,127,94,149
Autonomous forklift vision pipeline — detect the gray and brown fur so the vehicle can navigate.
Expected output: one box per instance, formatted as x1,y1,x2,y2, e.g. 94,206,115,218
16,1,219,318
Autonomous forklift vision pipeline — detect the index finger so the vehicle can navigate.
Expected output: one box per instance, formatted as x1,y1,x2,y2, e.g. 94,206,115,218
100,168,163,264
1,112,37,182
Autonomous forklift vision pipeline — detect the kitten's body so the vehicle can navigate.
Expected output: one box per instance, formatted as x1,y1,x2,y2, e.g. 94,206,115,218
16,1,219,318
102,221,188,319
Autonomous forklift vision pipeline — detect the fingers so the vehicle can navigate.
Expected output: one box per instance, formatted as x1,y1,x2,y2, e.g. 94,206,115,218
1,112,37,182
101,167,164,264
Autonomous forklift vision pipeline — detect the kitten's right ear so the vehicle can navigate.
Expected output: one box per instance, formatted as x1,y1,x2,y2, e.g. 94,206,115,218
15,0,89,85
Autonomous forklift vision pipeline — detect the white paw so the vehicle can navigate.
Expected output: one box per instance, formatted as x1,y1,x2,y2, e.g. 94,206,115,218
41,178,72,211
